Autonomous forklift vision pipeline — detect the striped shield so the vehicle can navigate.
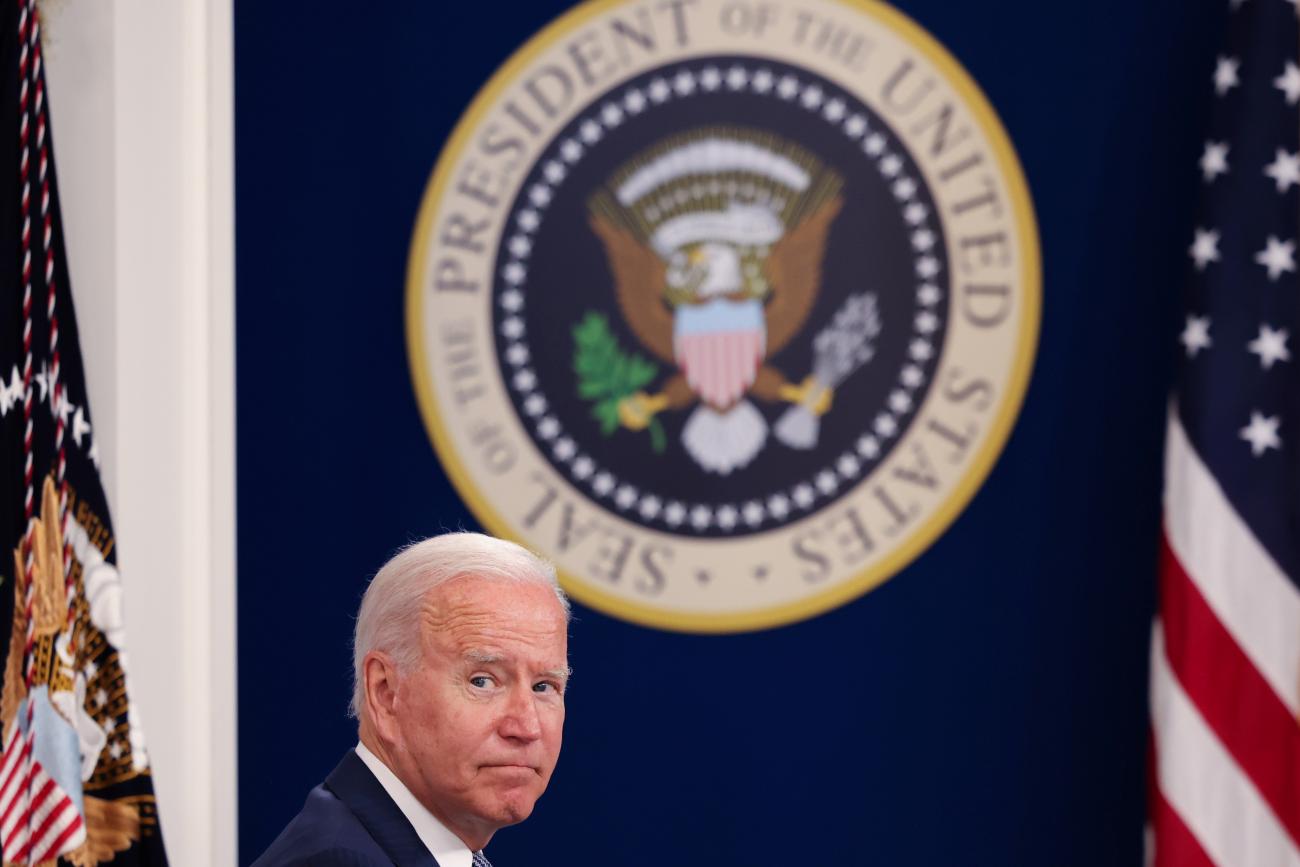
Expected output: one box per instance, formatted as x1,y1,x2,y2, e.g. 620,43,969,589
673,298,767,410
675,329,765,410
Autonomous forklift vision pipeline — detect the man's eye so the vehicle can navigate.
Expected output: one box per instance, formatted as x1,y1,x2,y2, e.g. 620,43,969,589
469,675,493,688
533,681,560,695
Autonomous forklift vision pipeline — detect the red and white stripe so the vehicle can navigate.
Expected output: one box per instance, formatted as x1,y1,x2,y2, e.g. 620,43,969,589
14,1,38,861
0,724,84,863
674,330,764,410
1149,411,1300,866
23,2,74,638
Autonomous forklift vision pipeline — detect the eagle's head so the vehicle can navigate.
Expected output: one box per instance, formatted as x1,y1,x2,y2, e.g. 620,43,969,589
665,241,770,305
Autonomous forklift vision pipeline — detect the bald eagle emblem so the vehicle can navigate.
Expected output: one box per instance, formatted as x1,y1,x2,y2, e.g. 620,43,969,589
583,127,877,475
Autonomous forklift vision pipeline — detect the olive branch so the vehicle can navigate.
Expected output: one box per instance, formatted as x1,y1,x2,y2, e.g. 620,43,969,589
572,311,666,453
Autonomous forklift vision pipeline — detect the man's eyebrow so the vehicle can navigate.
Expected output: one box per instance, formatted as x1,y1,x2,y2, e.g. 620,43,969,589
464,650,505,665
463,651,572,680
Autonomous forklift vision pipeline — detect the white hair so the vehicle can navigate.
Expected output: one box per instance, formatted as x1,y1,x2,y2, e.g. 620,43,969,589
350,532,567,718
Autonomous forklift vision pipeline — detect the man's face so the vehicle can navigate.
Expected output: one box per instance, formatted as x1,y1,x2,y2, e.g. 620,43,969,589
389,576,568,844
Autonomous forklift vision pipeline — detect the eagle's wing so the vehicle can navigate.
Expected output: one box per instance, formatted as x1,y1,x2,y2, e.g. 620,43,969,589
762,196,844,356
66,795,141,865
589,215,674,364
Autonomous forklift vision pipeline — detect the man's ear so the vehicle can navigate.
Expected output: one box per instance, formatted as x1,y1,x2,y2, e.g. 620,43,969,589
363,650,402,742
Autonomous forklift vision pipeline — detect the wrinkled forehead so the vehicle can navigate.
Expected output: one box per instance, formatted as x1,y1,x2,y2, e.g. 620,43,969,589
419,574,568,653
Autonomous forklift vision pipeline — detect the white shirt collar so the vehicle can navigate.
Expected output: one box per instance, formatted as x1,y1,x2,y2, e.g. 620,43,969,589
354,741,475,867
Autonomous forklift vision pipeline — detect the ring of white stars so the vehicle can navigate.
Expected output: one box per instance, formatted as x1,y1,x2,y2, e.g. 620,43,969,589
495,63,946,533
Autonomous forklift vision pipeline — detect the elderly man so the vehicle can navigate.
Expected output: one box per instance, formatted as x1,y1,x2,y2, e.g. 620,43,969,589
254,532,571,866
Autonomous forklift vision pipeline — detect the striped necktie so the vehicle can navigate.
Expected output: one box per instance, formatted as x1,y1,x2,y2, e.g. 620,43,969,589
472,852,493,867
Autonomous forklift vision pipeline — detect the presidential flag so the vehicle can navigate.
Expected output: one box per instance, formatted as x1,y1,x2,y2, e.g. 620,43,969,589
1149,1,1300,864
0,2,166,864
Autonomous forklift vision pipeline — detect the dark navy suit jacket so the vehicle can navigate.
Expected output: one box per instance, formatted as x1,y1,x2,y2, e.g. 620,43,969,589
252,750,442,867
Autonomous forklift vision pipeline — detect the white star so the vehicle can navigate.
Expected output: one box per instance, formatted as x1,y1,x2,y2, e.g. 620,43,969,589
662,502,685,526
792,485,815,508
742,501,764,526
689,505,711,529
1214,56,1241,95
71,406,90,447
767,495,790,519
1255,235,1296,280
1265,149,1300,192
1189,228,1221,270
715,505,738,529
500,291,524,314
1200,141,1229,181
623,89,647,113
1180,315,1212,357
1276,61,1300,104
1248,323,1291,369
1239,411,1281,456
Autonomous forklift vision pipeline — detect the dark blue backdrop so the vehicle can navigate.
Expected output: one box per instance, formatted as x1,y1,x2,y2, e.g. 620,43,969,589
234,2,1220,864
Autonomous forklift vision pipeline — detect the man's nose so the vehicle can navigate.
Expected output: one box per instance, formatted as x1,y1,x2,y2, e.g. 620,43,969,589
498,684,542,742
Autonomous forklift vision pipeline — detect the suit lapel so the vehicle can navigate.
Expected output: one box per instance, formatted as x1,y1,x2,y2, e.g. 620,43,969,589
324,750,442,867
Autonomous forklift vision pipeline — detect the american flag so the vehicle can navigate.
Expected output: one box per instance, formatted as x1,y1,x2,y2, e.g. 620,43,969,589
0,0,168,863
1149,1,1300,864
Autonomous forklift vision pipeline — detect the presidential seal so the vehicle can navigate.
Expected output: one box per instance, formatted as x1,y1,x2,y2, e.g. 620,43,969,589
407,0,1040,632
